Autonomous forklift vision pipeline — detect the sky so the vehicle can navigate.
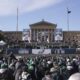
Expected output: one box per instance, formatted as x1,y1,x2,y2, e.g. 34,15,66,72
0,0,80,31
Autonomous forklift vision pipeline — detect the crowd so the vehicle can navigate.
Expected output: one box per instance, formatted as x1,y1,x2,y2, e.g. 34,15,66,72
0,53,80,80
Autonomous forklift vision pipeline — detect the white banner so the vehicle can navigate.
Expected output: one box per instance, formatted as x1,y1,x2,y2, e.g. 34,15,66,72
54,29,63,41
32,49,51,54
22,29,30,41
18,49,29,54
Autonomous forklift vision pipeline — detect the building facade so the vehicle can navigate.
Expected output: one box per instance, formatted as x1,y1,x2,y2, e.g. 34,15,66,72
0,20,80,46
29,20,57,43
63,31,80,46
29,20,80,46
0,31,22,43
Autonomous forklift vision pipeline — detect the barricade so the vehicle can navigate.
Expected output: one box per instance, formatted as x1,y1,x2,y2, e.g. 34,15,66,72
51,48,76,54
32,49,51,54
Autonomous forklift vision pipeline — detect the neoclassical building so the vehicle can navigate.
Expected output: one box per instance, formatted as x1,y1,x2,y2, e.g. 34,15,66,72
29,20,57,43
0,20,80,46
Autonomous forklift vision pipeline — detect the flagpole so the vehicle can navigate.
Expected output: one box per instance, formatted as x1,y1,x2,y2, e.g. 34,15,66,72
17,8,18,32
67,7,71,48
67,8,69,31
16,8,19,43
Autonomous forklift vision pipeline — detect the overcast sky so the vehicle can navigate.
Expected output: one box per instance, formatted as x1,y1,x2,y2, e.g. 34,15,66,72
0,0,80,31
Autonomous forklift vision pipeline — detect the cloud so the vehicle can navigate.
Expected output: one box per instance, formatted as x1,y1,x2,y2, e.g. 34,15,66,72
0,0,63,16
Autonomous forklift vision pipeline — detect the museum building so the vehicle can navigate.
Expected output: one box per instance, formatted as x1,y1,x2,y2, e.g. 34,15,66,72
0,20,80,46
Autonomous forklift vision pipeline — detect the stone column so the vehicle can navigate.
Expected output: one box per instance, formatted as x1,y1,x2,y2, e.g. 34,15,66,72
44,31,46,42
33,29,35,41
37,29,38,42
51,30,52,42
48,30,50,43
29,29,31,43
31,29,33,41
49,29,51,43
30,29,32,42
41,30,42,42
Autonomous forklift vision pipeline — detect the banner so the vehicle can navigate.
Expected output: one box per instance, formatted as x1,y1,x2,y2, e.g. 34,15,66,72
18,48,29,54
54,29,63,41
7,48,31,54
22,29,30,42
32,49,51,54
51,48,76,54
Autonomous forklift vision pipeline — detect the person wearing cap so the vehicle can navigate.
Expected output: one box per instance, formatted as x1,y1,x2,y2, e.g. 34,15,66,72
8,52,17,65
0,62,8,74
66,61,73,78
50,67,58,80
15,57,25,80
71,59,79,74
0,61,14,80
28,62,37,80
20,65,32,80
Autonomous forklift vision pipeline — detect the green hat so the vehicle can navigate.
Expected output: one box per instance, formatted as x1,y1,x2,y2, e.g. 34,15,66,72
1,63,8,69
28,65,34,70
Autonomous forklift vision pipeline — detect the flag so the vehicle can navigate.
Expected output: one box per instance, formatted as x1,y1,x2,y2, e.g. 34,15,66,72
67,8,71,14
68,10,71,14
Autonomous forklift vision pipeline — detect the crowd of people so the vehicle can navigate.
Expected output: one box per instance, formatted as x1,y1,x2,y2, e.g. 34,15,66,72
0,53,80,80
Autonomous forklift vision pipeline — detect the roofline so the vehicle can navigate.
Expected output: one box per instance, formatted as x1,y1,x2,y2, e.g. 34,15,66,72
29,20,57,27
3,31,22,33
63,31,80,32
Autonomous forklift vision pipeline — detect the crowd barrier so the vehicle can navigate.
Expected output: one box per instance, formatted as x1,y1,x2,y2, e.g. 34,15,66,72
6,48,19,54
6,48,31,54
51,48,76,54
18,48,32,54
6,48,76,54
32,49,51,54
